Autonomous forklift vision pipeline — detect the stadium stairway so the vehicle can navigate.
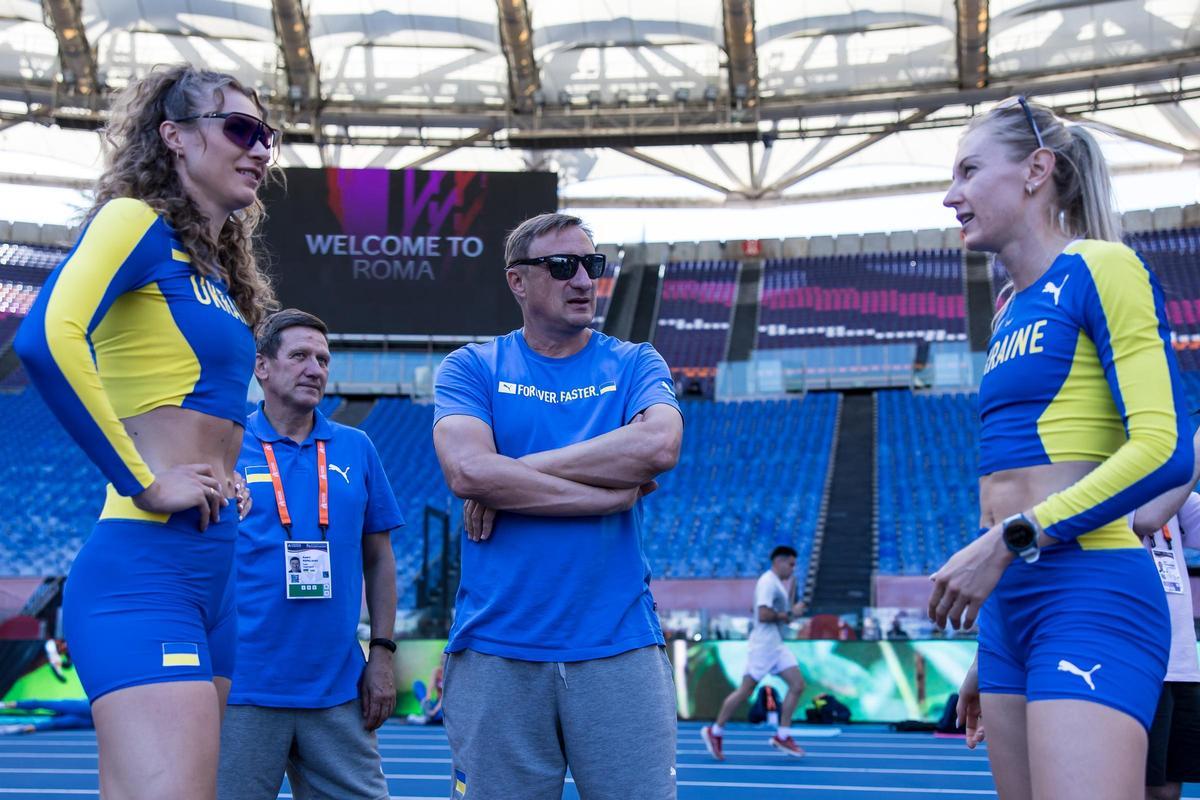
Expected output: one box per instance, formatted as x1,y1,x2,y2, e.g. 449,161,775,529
0,344,20,383
629,263,663,344
725,260,763,362
602,262,639,340
808,391,876,614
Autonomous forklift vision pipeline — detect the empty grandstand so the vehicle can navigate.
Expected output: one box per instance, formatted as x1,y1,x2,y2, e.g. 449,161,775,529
4,220,1200,605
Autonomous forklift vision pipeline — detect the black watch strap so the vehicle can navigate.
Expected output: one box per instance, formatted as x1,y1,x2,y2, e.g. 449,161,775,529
369,637,397,653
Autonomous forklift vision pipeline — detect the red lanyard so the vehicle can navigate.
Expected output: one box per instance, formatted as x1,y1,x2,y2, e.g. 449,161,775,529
1160,523,1173,547
262,439,329,540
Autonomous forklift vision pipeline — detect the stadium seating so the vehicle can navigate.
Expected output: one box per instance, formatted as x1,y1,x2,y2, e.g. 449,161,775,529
1129,227,1200,372
644,394,837,580
0,242,67,273
0,391,343,580
592,263,618,331
351,394,840,599
653,261,739,396
758,250,965,350
7,226,1199,601
875,389,979,575
355,399,457,609
0,243,66,389
997,228,1200,371
0,390,105,577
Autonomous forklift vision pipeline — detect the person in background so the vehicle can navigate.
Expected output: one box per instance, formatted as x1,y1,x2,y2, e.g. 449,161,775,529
218,309,404,800
1132,428,1200,800
701,545,808,760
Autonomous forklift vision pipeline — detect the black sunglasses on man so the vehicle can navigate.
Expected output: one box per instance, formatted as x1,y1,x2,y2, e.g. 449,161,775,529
506,253,607,280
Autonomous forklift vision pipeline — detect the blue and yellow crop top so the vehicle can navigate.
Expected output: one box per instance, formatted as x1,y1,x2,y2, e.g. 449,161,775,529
15,198,256,498
978,239,1193,546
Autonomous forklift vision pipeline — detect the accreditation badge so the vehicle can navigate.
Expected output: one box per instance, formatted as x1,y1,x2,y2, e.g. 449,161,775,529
284,541,333,599
1152,548,1184,594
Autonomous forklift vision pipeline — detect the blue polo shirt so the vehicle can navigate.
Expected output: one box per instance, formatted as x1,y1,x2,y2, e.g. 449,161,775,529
433,329,681,662
229,405,404,708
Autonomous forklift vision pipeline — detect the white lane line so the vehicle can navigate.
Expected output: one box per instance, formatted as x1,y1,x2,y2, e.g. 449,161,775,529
0,769,96,774
0,795,442,800
0,743,102,748
677,741,984,751
674,780,995,795
0,749,991,764
676,748,989,761
378,740,981,754
0,755,96,760
374,739,974,754
674,763,991,777
377,757,994,777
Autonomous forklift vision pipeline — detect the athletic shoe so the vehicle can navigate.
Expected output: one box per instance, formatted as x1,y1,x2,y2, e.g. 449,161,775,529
700,726,724,760
771,735,805,757
0,724,33,736
45,640,66,683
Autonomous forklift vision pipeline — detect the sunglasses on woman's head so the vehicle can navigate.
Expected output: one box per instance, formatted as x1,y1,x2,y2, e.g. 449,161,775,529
506,253,607,280
173,111,279,153
995,95,1045,150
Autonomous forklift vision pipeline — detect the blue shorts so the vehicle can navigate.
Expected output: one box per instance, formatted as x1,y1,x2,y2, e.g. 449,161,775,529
63,505,238,703
977,544,1169,731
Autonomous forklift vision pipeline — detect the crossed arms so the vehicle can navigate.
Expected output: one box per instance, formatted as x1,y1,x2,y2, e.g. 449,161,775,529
434,403,683,538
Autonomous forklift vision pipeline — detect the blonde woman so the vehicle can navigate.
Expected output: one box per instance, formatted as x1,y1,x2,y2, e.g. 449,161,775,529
16,65,277,799
930,96,1193,799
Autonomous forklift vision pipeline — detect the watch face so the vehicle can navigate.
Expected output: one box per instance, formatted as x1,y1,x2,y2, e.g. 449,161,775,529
1004,520,1036,549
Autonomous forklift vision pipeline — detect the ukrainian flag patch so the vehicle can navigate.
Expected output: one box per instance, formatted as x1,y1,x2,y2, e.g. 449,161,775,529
244,465,272,484
161,642,200,667
453,769,467,798
599,380,617,394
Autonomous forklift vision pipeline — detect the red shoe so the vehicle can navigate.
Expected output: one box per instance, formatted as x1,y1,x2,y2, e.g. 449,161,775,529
771,735,805,757
700,726,725,760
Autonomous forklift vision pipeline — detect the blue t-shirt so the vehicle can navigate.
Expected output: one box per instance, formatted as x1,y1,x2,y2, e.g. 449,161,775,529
229,405,405,708
433,329,681,661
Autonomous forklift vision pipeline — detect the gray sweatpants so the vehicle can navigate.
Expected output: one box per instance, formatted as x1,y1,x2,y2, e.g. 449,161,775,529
217,700,389,800
443,645,677,800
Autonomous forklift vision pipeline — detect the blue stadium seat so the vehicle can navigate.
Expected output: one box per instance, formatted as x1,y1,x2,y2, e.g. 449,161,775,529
876,389,979,575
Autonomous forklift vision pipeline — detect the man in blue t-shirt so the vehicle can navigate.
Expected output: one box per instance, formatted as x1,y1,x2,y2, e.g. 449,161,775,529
217,310,404,800
434,213,684,800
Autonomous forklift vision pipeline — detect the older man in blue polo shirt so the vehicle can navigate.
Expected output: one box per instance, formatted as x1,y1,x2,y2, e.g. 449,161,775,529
434,213,684,800
218,309,404,800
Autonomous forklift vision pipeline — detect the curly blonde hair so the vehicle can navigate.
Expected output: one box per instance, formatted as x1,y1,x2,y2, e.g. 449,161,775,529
89,64,278,326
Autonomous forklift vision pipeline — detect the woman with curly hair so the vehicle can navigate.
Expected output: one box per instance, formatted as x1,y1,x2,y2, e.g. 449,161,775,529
15,64,278,798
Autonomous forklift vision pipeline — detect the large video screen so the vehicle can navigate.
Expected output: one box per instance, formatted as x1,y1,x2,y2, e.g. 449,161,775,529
261,168,558,336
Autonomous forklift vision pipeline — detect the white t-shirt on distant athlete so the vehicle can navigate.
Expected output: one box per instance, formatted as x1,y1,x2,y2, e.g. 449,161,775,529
748,570,790,651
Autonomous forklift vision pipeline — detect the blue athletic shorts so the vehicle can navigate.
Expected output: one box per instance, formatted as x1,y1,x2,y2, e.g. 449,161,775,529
63,504,238,703
977,544,1169,731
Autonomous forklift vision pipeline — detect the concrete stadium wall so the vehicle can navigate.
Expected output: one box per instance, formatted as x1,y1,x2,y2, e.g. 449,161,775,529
654,578,757,614
599,203,1200,261
4,202,1198,257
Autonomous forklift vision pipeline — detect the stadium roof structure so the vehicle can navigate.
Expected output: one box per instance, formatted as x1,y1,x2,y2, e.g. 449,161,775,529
0,0,1196,210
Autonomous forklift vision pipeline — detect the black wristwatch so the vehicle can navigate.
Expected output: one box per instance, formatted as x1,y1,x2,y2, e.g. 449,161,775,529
369,637,397,654
1002,513,1040,564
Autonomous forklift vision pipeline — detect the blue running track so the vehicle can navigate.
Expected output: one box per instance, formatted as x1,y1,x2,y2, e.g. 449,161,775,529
2,720,1199,798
